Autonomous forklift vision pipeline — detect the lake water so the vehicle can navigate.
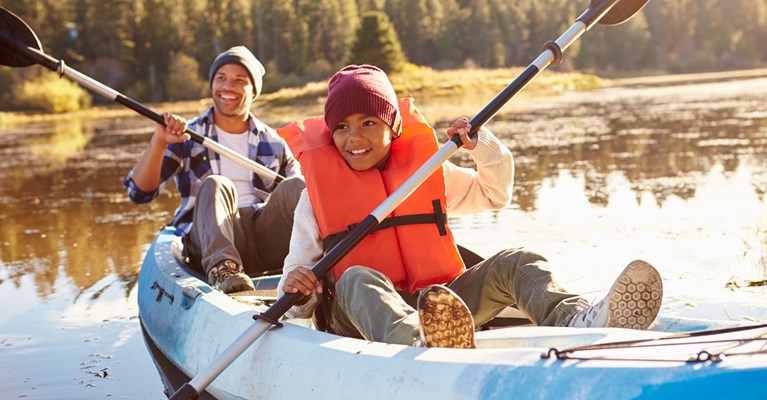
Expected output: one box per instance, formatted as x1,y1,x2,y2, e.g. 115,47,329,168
1,76,767,399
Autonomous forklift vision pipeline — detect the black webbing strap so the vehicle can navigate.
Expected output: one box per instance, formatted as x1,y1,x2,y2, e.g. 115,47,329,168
322,200,448,251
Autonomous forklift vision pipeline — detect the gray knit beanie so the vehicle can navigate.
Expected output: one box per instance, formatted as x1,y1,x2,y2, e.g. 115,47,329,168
208,46,265,98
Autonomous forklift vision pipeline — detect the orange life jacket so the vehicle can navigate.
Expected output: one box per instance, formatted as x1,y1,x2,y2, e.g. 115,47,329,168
278,97,465,292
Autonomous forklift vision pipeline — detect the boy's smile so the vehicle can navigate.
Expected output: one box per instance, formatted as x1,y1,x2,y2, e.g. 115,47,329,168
332,113,395,171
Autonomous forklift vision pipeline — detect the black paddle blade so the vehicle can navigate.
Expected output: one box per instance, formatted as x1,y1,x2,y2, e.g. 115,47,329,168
0,6,42,67
597,0,650,25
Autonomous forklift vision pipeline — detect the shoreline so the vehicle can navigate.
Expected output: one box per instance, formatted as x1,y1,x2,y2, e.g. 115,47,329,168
606,67,767,88
3,67,767,128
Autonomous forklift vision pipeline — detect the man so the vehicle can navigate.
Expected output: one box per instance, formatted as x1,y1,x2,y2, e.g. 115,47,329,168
124,46,304,294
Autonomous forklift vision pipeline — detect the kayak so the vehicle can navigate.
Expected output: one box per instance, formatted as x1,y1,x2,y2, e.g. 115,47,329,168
138,227,767,400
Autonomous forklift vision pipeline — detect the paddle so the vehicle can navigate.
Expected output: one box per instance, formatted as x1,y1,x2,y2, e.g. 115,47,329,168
0,7,284,184
163,0,651,397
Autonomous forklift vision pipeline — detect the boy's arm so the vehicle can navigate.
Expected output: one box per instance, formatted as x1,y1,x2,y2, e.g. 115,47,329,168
445,127,514,216
277,189,324,318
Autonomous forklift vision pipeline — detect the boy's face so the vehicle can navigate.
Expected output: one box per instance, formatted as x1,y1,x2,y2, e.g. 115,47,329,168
211,63,254,120
331,113,395,171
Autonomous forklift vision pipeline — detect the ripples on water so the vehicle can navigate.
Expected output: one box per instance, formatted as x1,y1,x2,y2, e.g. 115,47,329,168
1,78,767,398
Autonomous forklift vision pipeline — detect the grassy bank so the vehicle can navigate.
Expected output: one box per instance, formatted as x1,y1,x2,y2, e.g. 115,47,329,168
234,67,605,126
0,67,603,128
4,66,767,128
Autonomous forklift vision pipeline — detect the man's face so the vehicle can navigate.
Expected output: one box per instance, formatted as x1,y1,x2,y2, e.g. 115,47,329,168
211,63,254,120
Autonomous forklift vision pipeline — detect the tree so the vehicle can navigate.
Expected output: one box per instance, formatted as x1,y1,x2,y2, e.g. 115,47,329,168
165,53,207,101
7,0,767,107
463,0,496,67
132,0,187,101
256,1,305,74
0,67,16,109
73,0,136,95
358,0,385,13
296,0,359,68
603,12,653,70
386,0,430,65
433,0,467,68
16,70,92,113
2,0,76,62
347,11,407,73
219,0,254,51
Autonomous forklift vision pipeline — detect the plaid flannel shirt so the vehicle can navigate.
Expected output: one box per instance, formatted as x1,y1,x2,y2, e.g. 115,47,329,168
123,106,301,236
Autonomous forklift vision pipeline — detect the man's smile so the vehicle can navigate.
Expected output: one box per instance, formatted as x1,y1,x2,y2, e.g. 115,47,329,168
217,92,240,102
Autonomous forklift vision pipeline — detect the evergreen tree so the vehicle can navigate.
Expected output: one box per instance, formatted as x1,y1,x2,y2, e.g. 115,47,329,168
603,12,653,70
6,0,767,105
347,11,407,73
726,0,767,68
464,0,494,67
73,0,134,62
641,0,666,68
658,0,697,70
251,0,297,73
434,0,468,67
386,0,430,65
132,0,186,101
296,0,359,68
2,0,76,62
288,20,310,74
219,0,254,51
357,0,385,13
73,0,136,93
165,52,207,101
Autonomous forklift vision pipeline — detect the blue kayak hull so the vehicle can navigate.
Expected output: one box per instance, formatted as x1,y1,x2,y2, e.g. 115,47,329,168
138,228,767,400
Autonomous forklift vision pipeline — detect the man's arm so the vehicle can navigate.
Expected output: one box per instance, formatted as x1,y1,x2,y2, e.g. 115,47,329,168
130,113,190,193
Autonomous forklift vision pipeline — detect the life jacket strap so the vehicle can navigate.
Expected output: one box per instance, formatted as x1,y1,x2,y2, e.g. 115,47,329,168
322,200,448,252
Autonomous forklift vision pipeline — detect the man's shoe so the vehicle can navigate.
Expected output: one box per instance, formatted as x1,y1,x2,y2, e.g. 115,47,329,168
569,260,663,330
207,260,255,294
417,285,475,349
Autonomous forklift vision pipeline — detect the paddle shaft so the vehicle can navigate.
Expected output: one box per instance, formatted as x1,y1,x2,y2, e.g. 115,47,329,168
169,1,637,398
0,30,284,184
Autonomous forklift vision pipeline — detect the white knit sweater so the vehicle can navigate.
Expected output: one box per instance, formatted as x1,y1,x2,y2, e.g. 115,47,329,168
277,127,514,318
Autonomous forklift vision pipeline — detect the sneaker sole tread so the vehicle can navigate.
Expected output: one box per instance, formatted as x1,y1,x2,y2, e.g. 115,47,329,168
606,260,663,330
418,286,475,349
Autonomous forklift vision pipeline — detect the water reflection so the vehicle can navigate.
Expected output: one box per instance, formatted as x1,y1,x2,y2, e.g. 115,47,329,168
27,118,95,164
1,78,767,300
481,80,767,211
2,76,767,399
0,116,179,298
141,324,217,400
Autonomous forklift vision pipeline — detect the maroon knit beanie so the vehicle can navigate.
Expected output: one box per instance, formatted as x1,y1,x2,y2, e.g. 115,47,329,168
324,65,401,134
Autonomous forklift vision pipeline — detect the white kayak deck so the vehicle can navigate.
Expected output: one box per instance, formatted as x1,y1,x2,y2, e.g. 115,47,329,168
139,228,767,400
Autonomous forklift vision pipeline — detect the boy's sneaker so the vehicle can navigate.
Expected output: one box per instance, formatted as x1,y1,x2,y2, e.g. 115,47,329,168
207,259,255,294
569,260,663,330
417,285,476,349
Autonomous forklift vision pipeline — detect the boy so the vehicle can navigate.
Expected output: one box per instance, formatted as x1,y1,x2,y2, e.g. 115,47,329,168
277,65,662,348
